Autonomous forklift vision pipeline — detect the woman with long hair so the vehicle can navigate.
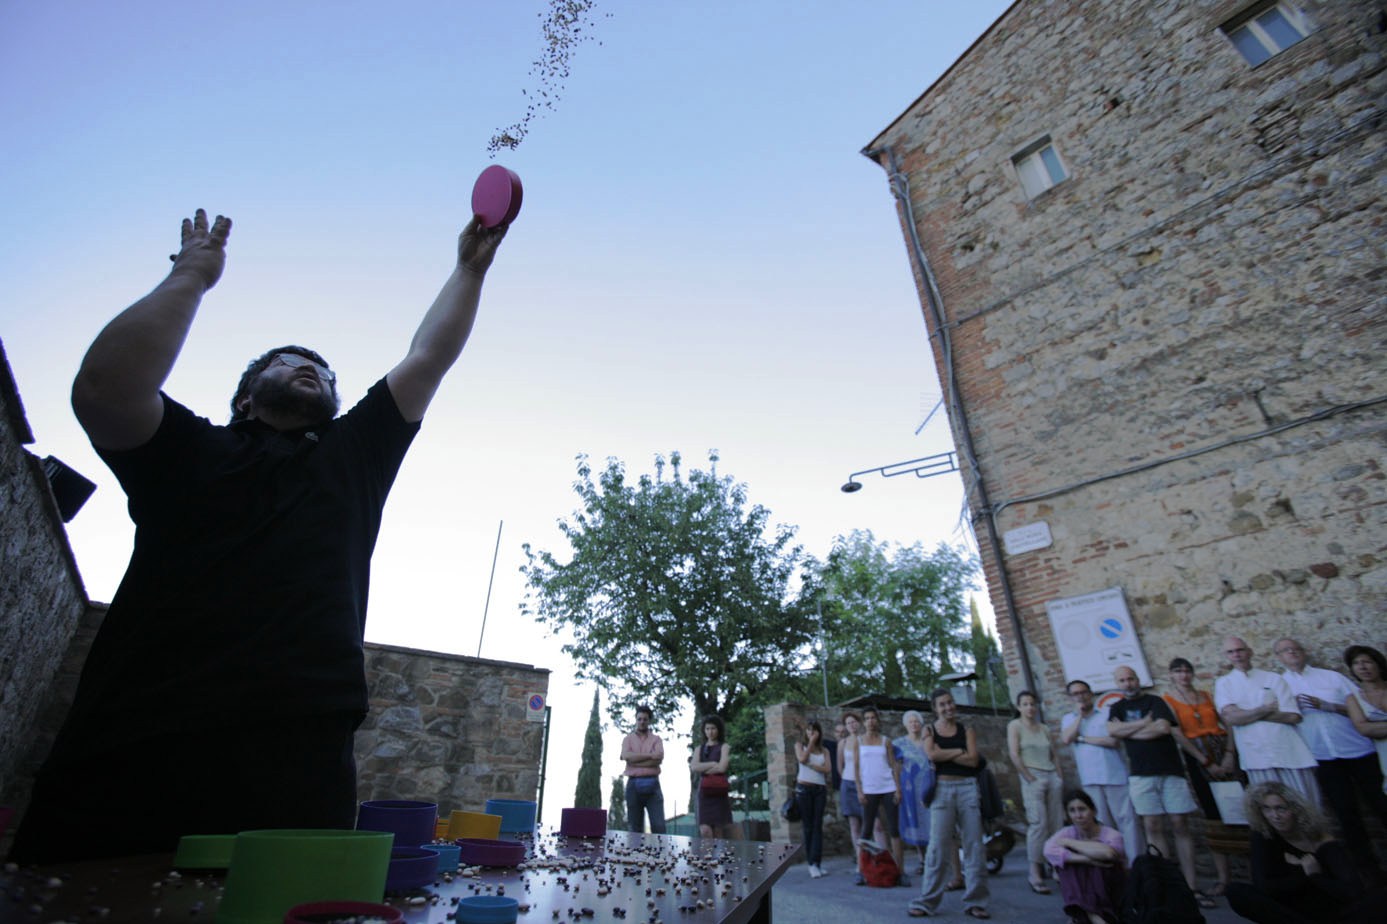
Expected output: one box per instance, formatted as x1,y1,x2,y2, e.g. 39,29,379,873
895,710,934,873
1225,781,1370,923
1043,788,1126,924
689,714,736,839
1008,690,1062,894
794,720,831,878
1163,656,1238,895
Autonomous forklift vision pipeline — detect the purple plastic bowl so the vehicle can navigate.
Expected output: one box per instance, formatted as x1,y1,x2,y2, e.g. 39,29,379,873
454,837,526,867
559,807,607,838
355,799,438,849
386,846,438,891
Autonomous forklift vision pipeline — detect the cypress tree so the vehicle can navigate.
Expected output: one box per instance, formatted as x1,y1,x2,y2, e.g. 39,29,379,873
574,688,604,808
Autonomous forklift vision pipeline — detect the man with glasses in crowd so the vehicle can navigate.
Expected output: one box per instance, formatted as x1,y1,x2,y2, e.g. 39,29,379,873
1060,678,1145,864
12,208,508,864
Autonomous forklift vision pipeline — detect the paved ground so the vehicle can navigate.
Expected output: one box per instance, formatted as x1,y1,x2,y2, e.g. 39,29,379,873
768,851,1245,922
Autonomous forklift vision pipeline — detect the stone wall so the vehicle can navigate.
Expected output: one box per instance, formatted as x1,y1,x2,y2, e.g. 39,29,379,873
865,0,1387,715
356,643,550,818
0,341,98,811
764,701,1020,853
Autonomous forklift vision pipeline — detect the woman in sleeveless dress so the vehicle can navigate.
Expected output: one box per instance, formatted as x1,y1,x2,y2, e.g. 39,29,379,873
894,710,934,873
689,714,735,839
1344,645,1387,794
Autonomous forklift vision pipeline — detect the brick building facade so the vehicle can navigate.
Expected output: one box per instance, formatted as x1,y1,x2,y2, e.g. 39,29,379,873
863,0,1386,711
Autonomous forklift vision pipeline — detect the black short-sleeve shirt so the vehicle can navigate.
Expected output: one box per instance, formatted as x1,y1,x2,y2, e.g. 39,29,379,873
50,378,419,760
1107,693,1185,777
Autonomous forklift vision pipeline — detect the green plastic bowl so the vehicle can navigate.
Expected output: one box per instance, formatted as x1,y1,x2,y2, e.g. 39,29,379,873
173,834,237,869
216,829,393,924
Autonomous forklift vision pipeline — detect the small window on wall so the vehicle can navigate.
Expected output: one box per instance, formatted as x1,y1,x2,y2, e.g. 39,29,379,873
1012,138,1068,199
1222,1,1313,66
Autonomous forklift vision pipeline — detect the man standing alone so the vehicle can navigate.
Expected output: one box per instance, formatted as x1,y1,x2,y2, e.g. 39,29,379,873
1107,666,1211,907
11,208,507,864
621,705,666,833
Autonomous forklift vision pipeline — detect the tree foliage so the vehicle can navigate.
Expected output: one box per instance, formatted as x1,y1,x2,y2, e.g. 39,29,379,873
607,777,627,830
801,529,979,703
968,595,1010,711
574,688,604,808
522,451,813,733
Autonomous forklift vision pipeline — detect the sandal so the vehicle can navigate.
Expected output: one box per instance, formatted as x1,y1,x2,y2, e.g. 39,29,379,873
1194,892,1218,909
1028,880,1052,895
964,908,991,920
907,898,932,918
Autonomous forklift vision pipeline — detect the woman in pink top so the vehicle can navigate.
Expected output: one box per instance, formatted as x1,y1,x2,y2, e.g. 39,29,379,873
1043,789,1126,924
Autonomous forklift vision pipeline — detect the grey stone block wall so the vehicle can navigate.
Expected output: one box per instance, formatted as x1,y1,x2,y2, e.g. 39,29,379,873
356,643,550,819
866,0,1387,712
0,341,96,811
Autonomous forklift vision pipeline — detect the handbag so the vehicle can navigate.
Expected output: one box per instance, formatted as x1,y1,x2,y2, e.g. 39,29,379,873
1210,780,1248,825
700,772,729,795
780,794,801,822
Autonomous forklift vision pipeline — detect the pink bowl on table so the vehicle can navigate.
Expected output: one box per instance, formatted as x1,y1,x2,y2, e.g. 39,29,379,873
559,807,607,838
455,836,526,867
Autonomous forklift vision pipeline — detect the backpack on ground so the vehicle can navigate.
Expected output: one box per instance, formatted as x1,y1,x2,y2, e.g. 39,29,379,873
858,842,901,888
1120,844,1204,924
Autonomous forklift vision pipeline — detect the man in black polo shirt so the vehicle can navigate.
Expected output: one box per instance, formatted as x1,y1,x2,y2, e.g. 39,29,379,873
1106,664,1209,904
12,208,507,864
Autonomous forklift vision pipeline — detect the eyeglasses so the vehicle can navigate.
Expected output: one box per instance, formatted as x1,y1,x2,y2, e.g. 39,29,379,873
272,353,336,384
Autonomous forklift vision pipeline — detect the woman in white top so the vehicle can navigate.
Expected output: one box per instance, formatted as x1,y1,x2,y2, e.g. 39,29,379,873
795,721,831,878
1344,645,1387,794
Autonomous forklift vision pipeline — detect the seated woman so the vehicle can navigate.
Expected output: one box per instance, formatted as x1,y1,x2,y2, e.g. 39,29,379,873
1225,781,1368,924
1042,789,1126,924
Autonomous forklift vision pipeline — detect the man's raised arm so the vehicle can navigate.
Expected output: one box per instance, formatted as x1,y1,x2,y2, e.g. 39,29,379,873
72,209,231,450
386,217,506,423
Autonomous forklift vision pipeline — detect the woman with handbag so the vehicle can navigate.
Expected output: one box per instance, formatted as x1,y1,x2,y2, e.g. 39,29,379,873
1163,656,1238,897
690,715,736,839
794,721,831,877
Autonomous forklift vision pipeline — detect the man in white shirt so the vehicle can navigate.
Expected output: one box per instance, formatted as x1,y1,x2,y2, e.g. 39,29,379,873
1275,637,1387,866
1060,678,1145,865
1213,637,1321,805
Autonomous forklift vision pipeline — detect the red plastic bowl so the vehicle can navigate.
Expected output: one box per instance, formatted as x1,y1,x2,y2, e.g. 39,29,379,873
454,836,526,867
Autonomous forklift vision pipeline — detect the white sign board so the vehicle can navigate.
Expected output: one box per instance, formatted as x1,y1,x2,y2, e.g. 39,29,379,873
1003,521,1053,555
526,692,547,723
1046,586,1151,693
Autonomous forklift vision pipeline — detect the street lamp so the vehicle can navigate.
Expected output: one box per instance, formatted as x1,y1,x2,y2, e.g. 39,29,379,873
839,451,960,493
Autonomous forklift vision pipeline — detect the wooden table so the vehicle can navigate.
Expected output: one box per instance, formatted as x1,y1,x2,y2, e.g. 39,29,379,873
1,830,801,923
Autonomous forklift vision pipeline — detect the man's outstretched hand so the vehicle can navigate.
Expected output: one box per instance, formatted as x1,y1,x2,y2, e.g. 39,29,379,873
168,208,232,289
458,215,507,276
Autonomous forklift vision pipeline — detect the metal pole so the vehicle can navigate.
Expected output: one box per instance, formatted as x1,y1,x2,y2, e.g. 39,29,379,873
537,704,552,823
477,519,504,658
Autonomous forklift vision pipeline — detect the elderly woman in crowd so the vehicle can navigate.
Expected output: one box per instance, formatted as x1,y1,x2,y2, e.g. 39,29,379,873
1043,788,1126,924
1225,781,1372,924
895,709,935,873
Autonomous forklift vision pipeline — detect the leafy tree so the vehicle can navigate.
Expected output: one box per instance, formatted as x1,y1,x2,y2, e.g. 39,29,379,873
522,451,813,736
574,688,604,808
608,777,627,829
802,529,978,703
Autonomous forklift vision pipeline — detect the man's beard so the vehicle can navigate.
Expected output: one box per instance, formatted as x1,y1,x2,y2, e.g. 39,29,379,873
248,375,339,424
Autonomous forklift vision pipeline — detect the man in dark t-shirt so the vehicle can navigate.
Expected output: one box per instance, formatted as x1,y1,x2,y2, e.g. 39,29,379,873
11,208,507,865
1107,665,1208,903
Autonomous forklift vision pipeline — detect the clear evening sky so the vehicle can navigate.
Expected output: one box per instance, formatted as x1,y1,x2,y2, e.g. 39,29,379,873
2,1,1012,818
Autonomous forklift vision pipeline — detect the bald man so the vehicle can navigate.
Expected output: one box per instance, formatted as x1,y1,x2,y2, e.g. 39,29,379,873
1106,665,1206,902
1213,636,1321,806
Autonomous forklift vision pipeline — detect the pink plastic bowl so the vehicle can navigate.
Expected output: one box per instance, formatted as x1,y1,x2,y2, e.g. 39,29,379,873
455,836,526,867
